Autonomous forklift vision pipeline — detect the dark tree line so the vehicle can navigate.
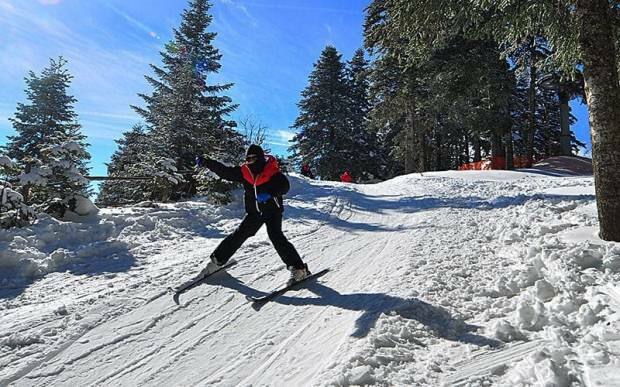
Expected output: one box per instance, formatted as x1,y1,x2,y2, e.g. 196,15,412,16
290,1,619,241
361,0,619,240
290,23,586,180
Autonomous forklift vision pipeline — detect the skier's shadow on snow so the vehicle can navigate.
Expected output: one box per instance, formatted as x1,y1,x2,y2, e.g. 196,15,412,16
210,273,500,348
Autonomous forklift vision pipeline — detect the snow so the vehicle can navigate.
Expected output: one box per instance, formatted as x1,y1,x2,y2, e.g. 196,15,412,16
44,141,83,155
18,166,50,186
0,155,14,169
0,183,36,229
60,195,100,222
1,169,619,386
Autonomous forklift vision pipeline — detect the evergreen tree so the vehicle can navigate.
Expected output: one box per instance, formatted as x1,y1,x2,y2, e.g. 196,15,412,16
509,36,553,164
365,0,423,174
126,157,186,203
366,54,421,175
366,0,516,174
511,57,585,164
133,0,244,200
423,37,514,169
35,141,91,207
367,0,620,240
3,57,90,206
346,49,382,180
290,46,354,180
97,124,150,206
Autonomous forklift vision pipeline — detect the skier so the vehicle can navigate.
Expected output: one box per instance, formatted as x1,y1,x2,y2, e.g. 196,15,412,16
195,145,311,284
300,163,314,179
340,170,353,183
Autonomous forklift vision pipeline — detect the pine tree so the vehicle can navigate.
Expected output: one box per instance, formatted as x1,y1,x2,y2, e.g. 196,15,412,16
290,46,354,180
133,0,243,201
366,1,516,174
346,49,382,180
97,124,150,206
365,0,423,174
366,54,412,176
3,57,90,206
370,0,620,240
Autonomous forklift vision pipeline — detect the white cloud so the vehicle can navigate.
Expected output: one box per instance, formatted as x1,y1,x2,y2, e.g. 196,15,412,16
81,120,129,140
0,1,155,147
225,2,361,16
104,2,161,40
0,0,15,12
264,140,291,147
277,129,295,143
218,0,258,27
79,111,141,122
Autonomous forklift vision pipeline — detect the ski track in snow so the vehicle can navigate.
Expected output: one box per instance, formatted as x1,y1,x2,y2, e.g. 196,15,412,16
1,171,619,386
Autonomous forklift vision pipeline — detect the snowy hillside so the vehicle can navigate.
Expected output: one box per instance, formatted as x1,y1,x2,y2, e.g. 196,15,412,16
1,169,619,386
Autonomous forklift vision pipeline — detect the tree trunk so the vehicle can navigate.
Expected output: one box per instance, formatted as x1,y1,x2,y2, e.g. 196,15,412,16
491,131,505,158
576,0,620,241
558,89,572,156
473,135,482,162
463,131,470,163
435,128,442,170
21,164,32,203
404,106,416,174
422,135,430,171
418,128,428,172
526,42,537,166
505,128,514,170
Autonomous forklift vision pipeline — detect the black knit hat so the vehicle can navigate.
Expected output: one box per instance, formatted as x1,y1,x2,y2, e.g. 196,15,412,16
246,144,265,158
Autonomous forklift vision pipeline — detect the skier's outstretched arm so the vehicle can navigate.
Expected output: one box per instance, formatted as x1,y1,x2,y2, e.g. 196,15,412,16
202,158,243,182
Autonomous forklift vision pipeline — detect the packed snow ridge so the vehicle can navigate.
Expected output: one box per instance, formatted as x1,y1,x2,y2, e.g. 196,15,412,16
1,167,619,386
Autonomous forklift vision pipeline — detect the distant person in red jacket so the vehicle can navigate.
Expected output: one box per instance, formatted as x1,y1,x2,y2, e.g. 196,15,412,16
340,170,353,183
300,163,314,179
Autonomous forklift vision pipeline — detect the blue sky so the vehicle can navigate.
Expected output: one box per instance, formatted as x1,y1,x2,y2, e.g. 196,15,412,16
0,0,591,179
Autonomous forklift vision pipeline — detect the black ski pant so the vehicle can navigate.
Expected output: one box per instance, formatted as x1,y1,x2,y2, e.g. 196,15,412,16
212,211,305,269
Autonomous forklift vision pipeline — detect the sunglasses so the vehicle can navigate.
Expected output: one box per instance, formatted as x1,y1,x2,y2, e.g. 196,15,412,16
245,155,260,163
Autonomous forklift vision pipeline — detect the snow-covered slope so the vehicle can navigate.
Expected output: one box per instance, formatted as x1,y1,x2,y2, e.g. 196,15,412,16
1,170,619,386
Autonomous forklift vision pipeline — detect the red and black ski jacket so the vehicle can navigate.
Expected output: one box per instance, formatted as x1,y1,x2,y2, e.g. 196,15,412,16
203,155,289,214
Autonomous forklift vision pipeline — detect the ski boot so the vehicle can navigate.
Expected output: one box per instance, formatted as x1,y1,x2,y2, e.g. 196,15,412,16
287,263,311,286
198,254,227,278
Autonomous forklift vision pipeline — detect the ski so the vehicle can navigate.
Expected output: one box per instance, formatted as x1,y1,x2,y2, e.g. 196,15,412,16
169,260,237,298
246,268,329,305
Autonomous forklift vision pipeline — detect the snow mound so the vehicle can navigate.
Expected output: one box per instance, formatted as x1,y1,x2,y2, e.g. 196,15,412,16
0,155,14,168
0,197,242,285
532,156,593,176
1,333,44,349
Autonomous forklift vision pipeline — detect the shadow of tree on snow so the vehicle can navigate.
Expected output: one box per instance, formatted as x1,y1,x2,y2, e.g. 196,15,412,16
285,176,594,233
